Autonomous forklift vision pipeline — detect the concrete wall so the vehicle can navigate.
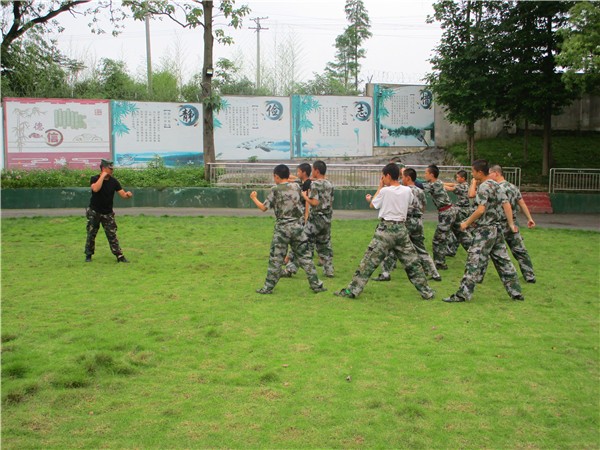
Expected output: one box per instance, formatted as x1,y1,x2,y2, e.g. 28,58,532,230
3,188,598,214
519,94,600,132
433,106,510,148
433,94,600,147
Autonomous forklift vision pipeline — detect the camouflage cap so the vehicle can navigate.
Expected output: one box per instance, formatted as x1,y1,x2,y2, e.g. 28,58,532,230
100,159,114,169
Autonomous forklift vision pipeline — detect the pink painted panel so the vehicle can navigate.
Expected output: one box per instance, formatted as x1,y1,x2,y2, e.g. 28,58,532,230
3,98,111,169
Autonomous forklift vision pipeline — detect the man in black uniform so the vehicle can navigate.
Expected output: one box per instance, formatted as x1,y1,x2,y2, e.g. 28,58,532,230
84,159,133,263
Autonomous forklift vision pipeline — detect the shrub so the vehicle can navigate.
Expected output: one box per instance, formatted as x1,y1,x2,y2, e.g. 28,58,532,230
1,166,209,189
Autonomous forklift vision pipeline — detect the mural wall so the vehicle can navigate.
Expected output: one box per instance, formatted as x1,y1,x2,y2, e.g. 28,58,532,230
2,86,441,170
291,95,373,158
0,105,3,170
214,96,291,160
3,98,111,169
112,101,203,167
373,85,435,147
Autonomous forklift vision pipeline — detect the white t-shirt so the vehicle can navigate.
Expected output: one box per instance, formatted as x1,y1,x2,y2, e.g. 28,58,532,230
371,184,413,221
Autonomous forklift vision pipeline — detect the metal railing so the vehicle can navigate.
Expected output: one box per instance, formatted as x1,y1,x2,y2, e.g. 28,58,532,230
549,168,600,193
207,162,521,189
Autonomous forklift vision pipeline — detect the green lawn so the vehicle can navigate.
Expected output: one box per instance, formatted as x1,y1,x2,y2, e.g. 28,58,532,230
2,215,599,448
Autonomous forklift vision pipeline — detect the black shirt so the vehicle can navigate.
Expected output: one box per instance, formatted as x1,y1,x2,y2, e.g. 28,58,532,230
300,179,312,192
89,175,123,214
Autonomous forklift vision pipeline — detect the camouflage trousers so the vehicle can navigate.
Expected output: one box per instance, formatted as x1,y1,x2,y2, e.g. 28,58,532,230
453,224,522,300
84,208,123,257
263,220,322,291
381,216,439,278
344,221,433,298
480,223,535,282
433,207,472,265
286,214,334,276
447,206,474,256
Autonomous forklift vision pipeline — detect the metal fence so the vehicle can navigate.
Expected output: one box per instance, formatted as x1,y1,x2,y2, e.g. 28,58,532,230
549,168,600,193
206,162,521,189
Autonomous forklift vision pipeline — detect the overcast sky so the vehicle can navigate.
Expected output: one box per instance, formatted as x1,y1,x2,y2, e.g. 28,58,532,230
52,0,443,86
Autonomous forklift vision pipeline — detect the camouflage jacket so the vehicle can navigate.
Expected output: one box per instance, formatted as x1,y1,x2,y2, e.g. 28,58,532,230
423,180,452,209
308,179,334,218
263,182,304,224
499,180,522,221
453,182,471,208
474,179,509,227
408,185,426,217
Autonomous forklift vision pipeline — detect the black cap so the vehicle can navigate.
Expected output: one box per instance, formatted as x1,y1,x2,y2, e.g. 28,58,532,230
100,159,114,169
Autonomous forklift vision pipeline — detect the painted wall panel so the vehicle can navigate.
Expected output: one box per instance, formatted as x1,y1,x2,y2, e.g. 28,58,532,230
3,98,111,169
112,101,203,167
214,96,291,161
373,85,435,147
291,95,373,158
1,105,4,169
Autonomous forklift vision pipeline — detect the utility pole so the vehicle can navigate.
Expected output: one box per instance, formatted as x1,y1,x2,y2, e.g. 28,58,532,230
249,17,268,90
145,14,152,95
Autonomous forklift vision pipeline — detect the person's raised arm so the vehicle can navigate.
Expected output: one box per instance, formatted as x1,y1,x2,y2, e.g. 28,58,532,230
366,176,385,209
468,178,478,198
91,171,109,192
443,182,457,191
117,189,133,199
250,191,268,212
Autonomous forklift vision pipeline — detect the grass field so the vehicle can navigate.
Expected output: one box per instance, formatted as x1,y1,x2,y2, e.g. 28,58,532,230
2,215,599,448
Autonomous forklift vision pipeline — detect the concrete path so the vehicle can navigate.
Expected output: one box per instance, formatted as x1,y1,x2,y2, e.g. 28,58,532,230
2,207,599,231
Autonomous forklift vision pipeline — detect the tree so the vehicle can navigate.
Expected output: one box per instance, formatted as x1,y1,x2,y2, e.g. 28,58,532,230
427,0,575,174
557,1,600,95
1,0,125,74
124,0,250,180
181,57,258,101
260,30,304,96
344,0,372,91
0,33,72,98
495,1,574,175
325,0,371,92
426,1,497,162
150,70,180,101
97,58,147,100
294,72,350,96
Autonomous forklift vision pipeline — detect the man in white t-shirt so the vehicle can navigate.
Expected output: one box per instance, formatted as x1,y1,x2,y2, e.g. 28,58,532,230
334,163,435,300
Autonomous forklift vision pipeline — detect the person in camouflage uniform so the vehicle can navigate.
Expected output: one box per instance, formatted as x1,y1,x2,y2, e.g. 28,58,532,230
84,159,133,263
334,163,435,300
423,165,472,270
373,167,441,282
301,160,335,278
250,164,326,295
488,164,536,283
282,162,312,277
443,170,474,257
443,159,524,303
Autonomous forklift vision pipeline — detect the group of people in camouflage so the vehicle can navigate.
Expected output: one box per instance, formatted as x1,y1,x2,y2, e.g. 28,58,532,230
250,161,334,294
251,159,535,303
85,157,535,304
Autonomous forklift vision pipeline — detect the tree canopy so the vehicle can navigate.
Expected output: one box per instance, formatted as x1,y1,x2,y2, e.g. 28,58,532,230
427,0,579,174
557,1,600,95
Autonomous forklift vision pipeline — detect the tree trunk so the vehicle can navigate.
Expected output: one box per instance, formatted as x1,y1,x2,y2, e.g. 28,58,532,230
542,109,553,177
523,118,529,163
202,1,215,182
466,122,476,163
